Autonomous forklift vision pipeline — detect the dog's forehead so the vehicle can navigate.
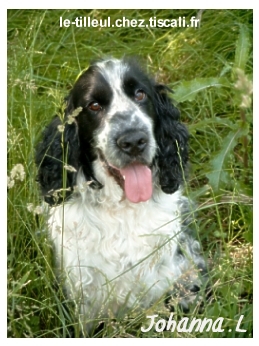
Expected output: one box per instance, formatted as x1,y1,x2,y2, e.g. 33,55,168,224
94,59,129,89
93,59,151,125
94,59,139,116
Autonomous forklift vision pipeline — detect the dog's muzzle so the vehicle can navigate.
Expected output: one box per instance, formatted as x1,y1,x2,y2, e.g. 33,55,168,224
116,129,149,158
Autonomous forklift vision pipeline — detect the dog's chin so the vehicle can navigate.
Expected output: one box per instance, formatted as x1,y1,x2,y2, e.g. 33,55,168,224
98,151,153,203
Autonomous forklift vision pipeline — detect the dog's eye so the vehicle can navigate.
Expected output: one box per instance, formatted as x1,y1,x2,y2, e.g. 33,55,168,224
135,89,146,102
88,102,102,112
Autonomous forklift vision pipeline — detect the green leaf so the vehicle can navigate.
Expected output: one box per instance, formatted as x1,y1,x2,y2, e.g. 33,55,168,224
173,77,229,103
234,24,251,71
206,128,248,192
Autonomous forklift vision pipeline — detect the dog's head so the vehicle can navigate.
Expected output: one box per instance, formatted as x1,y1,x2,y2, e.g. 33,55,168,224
36,57,189,204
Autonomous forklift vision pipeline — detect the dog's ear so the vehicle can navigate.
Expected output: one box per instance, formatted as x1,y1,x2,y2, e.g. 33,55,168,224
35,112,79,205
153,84,189,194
36,91,102,205
65,92,103,191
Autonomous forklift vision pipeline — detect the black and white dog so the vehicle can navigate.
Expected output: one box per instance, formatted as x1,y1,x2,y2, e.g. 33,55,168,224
36,57,207,333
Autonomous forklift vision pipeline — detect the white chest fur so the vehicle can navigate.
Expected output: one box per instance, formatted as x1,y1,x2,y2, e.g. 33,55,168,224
47,168,194,330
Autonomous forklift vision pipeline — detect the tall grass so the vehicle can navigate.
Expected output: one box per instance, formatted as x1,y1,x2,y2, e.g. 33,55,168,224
7,9,252,337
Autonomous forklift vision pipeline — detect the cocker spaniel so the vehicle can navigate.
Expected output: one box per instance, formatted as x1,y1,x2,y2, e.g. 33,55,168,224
36,57,207,334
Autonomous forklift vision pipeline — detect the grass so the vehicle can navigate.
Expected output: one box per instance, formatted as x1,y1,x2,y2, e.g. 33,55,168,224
7,9,253,338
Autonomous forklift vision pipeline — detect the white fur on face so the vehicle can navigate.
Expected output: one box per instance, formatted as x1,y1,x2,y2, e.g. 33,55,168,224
94,59,156,168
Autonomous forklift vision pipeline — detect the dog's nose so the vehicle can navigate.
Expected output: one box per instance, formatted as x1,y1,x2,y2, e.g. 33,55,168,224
117,131,148,156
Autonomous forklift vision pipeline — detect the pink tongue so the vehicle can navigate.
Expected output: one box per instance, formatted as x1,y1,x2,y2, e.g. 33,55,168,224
120,164,152,203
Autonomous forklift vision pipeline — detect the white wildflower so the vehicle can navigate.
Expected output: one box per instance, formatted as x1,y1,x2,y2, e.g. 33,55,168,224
27,203,44,215
8,163,25,188
7,176,15,189
234,68,253,109
7,127,22,146
240,94,252,109
57,124,65,133
234,68,253,94
10,163,25,181
27,203,34,213
67,115,75,124
52,187,72,201
67,107,82,124
71,107,82,118
64,164,77,172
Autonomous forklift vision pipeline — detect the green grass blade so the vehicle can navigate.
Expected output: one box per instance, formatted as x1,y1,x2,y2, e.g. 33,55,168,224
234,24,251,71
